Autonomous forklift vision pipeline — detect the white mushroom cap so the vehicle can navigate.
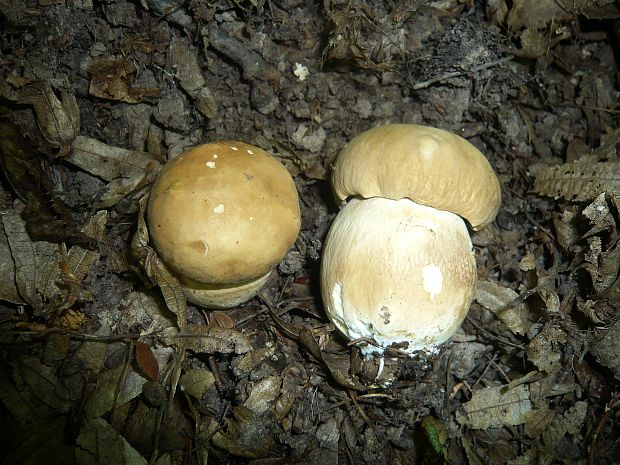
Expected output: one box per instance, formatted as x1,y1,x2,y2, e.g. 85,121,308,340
332,124,501,230
321,197,476,354
147,141,301,308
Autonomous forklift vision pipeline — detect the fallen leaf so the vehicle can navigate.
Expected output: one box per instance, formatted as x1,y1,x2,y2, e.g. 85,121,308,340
88,56,160,103
457,384,533,429
162,324,252,354
68,136,161,208
75,418,148,465
135,341,159,381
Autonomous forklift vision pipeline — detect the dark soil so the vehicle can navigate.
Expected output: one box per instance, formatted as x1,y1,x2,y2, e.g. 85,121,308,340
1,1,619,464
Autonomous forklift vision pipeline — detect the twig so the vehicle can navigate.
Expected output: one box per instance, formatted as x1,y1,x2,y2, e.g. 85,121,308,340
412,56,513,90
466,316,525,349
588,393,619,465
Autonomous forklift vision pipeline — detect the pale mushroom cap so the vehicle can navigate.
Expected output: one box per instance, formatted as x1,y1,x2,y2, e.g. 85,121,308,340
147,141,301,284
320,197,477,353
332,124,501,230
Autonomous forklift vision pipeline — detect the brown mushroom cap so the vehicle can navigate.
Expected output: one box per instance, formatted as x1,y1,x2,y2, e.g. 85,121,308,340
332,124,501,230
321,197,476,353
147,141,301,287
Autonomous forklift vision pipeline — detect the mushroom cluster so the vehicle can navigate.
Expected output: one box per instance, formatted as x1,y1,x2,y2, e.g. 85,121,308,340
320,124,501,354
147,141,301,308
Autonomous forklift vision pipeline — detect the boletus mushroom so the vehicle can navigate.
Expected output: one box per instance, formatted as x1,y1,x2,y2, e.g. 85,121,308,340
321,124,501,354
147,141,301,308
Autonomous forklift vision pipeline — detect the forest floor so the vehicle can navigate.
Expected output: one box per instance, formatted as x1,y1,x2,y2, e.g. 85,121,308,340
1,0,619,464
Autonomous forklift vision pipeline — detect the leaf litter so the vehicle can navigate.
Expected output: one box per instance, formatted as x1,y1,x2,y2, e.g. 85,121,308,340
0,0,619,464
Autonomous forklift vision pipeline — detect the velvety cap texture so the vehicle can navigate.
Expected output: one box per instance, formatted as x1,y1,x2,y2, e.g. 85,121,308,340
147,141,301,285
332,124,501,230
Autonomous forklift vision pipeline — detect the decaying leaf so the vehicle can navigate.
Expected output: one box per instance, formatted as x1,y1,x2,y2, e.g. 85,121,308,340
475,279,530,335
533,161,620,202
505,0,619,57
0,222,25,304
244,376,282,415
506,0,573,33
0,80,80,148
68,136,161,208
553,209,580,249
162,324,253,354
590,321,620,379
167,39,217,119
533,132,620,202
132,195,187,328
541,401,588,449
178,369,215,399
274,363,308,421
84,366,148,419
134,341,159,381
526,323,567,373
269,311,366,390
88,56,161,103
121,290,176,336
232,345,277,378
75,418,148,465
457,384,533,429
1,205,106,317
13,355,72,413
211,405,279,459
0,120,97,249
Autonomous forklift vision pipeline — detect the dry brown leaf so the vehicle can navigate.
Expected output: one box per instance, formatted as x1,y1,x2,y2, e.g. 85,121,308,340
590,321,620,379
1,206,106,316
178,369,215,399
232,345,277,378
475,279,530,335
244,376,282,415
134,341,159,381
507,0,572,32
0,80,80,148
131,195,187,329
88,56,160,103
162,324,252,354
526,323,567,373
541,401,588,449
167,39,217,119
211,405,279,459
533,160,620,202
84,366,148,419
456,384,533,429
0,221,24,304
68,137,161,208
76,418,148,465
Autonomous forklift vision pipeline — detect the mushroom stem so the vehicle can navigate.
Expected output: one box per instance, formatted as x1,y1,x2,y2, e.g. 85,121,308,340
179,272,272,309
321,197,476,354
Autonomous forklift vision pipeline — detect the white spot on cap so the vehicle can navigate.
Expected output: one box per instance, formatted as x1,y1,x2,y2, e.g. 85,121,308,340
230,146,239,151
422,264,443,300
206,161,216,168
247,149,254,154
213,204,225,214
249,216,254,221
213,154,218,158
418,135,440,160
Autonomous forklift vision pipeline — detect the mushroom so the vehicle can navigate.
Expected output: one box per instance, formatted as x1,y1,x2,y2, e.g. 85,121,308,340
321,124,501,354
147,141,301,308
